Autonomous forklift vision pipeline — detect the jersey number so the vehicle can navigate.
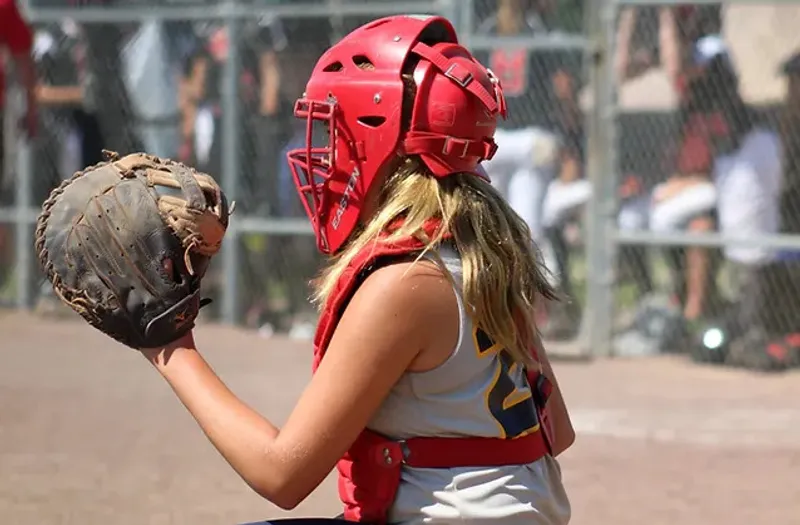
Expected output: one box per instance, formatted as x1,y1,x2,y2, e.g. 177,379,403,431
489,48,529,97
474,327,539,439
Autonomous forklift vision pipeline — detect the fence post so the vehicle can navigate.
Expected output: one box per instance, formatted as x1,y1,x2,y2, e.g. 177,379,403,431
14,136,33,310
5,60,34,310
583,0,618,357
220,3,242,326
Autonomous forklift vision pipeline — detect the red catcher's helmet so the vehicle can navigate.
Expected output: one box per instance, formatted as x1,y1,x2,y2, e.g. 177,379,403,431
287,15,507,254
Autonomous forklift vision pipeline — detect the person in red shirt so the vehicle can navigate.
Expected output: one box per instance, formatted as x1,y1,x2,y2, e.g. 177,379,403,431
0,0,37,302
0,0,37,142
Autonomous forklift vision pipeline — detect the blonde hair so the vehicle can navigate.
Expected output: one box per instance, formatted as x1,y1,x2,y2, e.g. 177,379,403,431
312,157,557,367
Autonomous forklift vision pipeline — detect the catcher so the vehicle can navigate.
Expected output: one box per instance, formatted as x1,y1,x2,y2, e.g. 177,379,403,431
36,15,574,525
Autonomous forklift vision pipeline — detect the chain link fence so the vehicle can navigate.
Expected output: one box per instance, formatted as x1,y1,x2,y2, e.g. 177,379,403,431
3,0,797,365
608,2,800,369
1,0,599,346
2,0,469,334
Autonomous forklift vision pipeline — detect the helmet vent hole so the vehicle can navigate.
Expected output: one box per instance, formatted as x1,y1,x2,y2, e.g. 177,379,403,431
323,61,344,72
353,55,375,71
357,116,386,128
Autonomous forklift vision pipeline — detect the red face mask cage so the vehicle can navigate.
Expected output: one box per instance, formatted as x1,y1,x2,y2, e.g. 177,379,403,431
287,98,338,253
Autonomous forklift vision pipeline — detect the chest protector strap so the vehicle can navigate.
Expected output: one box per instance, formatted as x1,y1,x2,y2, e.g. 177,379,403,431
313,229,554,524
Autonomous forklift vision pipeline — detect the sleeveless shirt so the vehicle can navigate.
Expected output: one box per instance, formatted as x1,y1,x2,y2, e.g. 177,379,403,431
367,245,572,524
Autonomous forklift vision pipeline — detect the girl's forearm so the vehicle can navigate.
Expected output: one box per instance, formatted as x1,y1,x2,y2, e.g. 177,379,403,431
142,334,294,506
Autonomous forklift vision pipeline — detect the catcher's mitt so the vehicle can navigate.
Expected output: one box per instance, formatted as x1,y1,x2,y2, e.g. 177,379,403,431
35,151,231,349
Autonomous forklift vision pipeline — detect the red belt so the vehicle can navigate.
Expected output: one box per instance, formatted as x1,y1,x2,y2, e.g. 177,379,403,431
375,430,550,469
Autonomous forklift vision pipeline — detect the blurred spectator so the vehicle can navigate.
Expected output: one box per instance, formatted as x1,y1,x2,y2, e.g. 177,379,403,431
540,59,590,340
253,15,332,216
181,23,262,186
753,51,800,350
177,22,205,164
474,0,583,33
477,0,544,36
476,0,663,340
177,22,256,321
611,5,724,318
178,16,327,329
183,23,226,178
643,36,786,364
474,0,585,339
0,0,37,144
0,0,36,297
615,6,675,84
651,37,780,321
122,19,181,158
543,0,584,34
247,14,291,217
32,20,104,199
242,15,328,335
81,21,143,154
611,7,729,351
180,17,313,208
615,4,722,87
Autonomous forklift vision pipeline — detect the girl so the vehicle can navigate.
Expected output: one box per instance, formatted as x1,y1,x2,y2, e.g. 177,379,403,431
143,15,574,524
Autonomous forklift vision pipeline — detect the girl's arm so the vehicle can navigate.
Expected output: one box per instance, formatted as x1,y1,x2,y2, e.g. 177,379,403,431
141,261,455,509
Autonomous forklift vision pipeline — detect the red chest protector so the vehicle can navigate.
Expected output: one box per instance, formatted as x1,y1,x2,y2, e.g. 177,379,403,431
313,233,555,524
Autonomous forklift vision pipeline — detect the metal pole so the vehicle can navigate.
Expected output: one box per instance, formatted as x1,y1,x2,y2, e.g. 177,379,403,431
599,1,620,357
9,76,33,309
220,6,242,326
14,140,32,310
583,0,618,358
615,230,800,250
1,61,14,208
21,1,447,23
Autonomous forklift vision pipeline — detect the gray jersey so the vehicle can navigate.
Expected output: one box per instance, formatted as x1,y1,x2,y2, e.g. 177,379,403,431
368,245,571,524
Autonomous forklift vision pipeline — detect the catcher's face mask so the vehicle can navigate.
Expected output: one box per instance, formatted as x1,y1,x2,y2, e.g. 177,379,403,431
286,15,503,255
286,97,348,255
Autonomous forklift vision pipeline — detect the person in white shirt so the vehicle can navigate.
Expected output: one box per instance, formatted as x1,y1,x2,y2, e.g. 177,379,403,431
643,36,790,366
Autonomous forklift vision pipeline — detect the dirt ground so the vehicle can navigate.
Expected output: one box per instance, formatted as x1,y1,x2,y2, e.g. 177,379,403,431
1,310,799,525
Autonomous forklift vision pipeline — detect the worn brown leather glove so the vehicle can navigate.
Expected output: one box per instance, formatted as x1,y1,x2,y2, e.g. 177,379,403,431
35,150,231,349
